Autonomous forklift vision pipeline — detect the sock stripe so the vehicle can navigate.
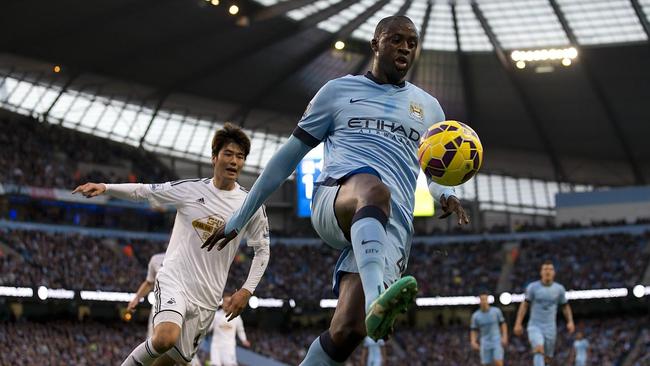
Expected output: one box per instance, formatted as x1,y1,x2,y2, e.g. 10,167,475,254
131,355,144,366
145,340,156,358
352,206,388,228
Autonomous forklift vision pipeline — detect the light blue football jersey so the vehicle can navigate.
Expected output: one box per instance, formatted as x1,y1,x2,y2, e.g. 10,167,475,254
471,306,505,349
574,339,589,362
525,280,567,331
293,72,445,227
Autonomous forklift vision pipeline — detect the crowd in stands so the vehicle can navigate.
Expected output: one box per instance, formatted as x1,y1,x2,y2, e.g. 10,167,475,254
0,229,166,291
510,232,650,292
0,320,145,366
0,117,175,189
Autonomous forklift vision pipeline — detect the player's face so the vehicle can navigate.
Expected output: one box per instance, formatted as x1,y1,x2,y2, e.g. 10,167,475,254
479,294,489,308
576,332,583,339
540,264,555,283
372,19,419,83
213,142,245,181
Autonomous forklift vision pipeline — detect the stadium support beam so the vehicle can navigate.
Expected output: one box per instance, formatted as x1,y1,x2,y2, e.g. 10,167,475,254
471,2,567,183
548,0,646,184
408,0,433,82
230,0,393,126
253,0,319,21
161,0,359,94
630,0,650,39
42,72,81,123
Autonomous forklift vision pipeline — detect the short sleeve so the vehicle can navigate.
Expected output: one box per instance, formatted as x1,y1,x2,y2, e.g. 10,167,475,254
496,308,505,323
558,285,568,305
242,205,270,247
427,96,446,128
145,257,157,283
292,81,337,148
525,283,536,302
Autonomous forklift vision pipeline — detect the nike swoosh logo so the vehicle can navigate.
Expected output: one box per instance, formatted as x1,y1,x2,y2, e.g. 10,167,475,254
361,239,381,245
349,98,367,104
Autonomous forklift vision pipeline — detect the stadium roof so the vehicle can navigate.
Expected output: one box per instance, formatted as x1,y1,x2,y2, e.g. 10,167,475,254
1,0,650,185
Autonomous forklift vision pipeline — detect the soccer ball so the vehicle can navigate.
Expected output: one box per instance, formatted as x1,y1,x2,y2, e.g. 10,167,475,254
418,120,483,186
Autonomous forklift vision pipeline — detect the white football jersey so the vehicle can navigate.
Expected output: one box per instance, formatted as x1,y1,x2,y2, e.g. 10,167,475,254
211,308,247,349
144,178,270,309
146,252,166,283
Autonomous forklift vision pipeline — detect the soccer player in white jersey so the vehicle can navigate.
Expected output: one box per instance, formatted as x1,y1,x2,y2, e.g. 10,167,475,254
73,123,270,366
209,294,250,366
514,261,574,366
127,252,166,338
202,15,468,365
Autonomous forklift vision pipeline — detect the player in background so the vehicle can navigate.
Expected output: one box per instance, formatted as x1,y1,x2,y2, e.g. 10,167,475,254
209,293,251,366
360,337,385,366
73,123,270,366
514,260,575,366
470,290,507,366
202,15,468,366
570,332,590,366
127,252,165,338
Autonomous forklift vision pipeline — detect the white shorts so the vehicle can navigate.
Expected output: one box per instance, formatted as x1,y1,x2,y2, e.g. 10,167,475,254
153,272,216,365
147,307,154,338
311,184,412,297
210,343,237,366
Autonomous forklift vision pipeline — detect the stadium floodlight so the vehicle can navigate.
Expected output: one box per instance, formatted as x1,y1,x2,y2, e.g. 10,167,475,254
289,299,296,308
499,292,512,305
229,5,239,15
320,299,338,308
633,285,646,298
334,41,345,50
147,292,156,305
80,291,136,302
510,47,578,62
0,286,33,298
249,296,259,309
43,288,74,300
37,286,48,300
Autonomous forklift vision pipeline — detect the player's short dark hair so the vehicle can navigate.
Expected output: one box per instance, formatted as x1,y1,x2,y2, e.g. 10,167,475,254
541,259,554,267
374,15,416,39
211,122,250,158
478,288,490,296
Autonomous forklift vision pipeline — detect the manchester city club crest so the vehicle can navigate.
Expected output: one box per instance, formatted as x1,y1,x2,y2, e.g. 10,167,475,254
409,102,424,122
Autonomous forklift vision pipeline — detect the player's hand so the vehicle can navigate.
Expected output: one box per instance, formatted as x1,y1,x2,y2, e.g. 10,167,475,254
224,288,251,321
501,336,508,347
241,340,251,348
72,182,106,198
201,224,238,251
471,341,480,351
126,297,139,313
567,321,575,334
514,323,523,337
438,195,470,225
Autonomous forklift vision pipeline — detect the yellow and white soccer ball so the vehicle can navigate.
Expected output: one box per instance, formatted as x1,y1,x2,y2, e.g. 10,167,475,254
418,120,483,186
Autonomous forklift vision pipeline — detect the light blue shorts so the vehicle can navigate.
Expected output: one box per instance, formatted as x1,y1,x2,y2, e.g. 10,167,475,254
311,184,412,297
575,358,586,366
527,325,557,357
480,345,504,365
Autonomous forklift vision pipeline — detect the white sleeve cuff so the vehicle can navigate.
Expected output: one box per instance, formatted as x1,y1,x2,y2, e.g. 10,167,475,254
428,181,456,201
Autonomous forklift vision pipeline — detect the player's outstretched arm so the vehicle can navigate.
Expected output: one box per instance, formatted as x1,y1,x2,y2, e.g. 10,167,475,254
202,136,312,251
513,301,528,336
563,303,575,334
500,322,509,346
127,280,153,313
72,182,106,198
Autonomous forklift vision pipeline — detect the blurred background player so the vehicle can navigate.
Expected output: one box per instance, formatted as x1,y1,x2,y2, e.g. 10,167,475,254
73,123,270,366
127,252,165,338
470,290,507,366
360,336,385,366
209,293,251,366
202,15,468,365
570,332,590,366
514,260,575,366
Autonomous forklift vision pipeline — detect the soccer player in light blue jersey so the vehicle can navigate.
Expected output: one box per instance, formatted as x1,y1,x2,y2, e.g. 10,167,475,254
202,15,469,365
470,291,508,366
360,337,385,366
571,332,590,366
514,261,575,366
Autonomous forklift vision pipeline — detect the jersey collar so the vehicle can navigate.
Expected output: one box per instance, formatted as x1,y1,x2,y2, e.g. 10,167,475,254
364,71,406,88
